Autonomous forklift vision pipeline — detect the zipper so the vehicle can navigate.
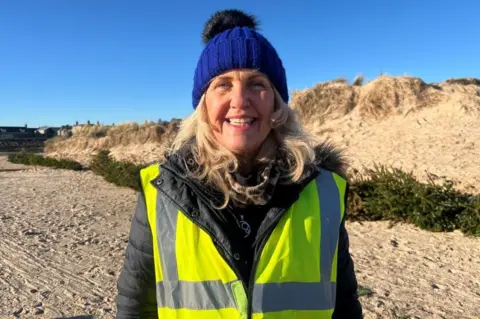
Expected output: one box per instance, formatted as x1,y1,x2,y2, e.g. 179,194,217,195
246,208,286,319
246,236,269,319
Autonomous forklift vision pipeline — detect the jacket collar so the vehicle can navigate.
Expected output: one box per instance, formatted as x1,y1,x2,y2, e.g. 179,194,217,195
154,138,348,213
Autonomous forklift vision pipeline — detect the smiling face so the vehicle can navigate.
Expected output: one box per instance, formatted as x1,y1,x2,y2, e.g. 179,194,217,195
204,69,275,156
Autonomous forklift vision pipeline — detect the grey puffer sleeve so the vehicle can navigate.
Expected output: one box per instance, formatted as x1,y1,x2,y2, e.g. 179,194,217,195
332,182,363,318
116,191,157,318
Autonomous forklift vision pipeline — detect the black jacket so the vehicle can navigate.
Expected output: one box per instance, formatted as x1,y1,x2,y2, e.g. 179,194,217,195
116,143,363,318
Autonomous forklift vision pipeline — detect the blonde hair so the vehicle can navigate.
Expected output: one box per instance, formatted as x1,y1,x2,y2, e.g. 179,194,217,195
168,87,321,209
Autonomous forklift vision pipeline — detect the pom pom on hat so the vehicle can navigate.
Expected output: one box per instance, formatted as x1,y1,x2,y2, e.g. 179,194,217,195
202,9,259,44
192,9,289,108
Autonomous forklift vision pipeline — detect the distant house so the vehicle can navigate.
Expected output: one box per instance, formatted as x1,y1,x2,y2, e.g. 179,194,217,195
36,126,60,137
0,126,37,139
58,128,73,137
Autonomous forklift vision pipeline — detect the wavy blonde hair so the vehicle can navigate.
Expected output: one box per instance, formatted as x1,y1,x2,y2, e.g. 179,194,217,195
168,86,322,208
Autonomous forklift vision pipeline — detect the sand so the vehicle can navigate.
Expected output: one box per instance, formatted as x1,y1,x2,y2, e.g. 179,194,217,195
1,159,479,318
0,162,137,318
0,156,31,172
349,221,480,319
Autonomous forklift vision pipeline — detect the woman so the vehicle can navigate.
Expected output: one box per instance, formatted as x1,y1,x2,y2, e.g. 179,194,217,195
116,9,363,319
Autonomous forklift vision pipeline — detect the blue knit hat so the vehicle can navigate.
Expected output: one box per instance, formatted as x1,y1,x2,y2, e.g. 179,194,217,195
192,9,288,108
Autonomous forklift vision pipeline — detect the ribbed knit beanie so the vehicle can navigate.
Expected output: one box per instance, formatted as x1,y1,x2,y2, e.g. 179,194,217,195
192,9,288,108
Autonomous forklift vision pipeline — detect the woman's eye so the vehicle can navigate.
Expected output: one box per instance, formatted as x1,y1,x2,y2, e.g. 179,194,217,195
215,82,231,89
251,82,266,89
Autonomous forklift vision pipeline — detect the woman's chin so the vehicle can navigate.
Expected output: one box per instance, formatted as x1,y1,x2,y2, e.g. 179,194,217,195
225,142,259,156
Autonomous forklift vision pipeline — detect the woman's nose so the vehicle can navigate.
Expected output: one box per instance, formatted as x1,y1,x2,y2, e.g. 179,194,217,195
230,86,250,109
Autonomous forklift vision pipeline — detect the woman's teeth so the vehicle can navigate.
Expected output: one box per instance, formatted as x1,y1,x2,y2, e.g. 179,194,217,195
228,118,254,126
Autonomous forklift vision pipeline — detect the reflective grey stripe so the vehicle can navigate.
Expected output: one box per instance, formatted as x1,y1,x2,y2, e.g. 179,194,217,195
156,280,237,309
156,194,179,281
252,170,341,313
318,170,341,308
155,193,239,310
252,281,336,312
318,169,341,284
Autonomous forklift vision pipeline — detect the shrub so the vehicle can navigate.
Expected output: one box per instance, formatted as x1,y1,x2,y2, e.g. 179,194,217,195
347,164,480,236
89,150,143,191
456,199,480,236
7,152,84,171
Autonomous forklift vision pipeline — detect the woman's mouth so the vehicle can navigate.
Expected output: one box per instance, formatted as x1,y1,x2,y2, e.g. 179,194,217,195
225,118,256,127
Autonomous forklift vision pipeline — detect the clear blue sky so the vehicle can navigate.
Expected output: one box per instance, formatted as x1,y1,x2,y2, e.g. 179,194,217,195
1,0,479,127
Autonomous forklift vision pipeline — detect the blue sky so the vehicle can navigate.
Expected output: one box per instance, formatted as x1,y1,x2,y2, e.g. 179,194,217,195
1,0,479,127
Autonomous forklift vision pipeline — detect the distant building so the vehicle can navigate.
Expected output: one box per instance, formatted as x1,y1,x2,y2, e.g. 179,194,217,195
58,127,73,137
36,126,60,137
0,125,37,139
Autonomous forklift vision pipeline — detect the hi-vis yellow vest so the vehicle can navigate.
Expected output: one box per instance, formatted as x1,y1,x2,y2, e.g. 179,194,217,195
140,163,347,319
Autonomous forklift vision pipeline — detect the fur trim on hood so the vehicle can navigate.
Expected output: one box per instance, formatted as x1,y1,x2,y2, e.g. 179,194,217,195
314,141,349,180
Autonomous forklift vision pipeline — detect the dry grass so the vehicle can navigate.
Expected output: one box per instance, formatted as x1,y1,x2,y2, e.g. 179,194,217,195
355,75,444,119
45,74,480,167
49,120,181,149
67,121,173,144
444,77,480,86
292,75,480,133
291,80,359,127
45,120,181,165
